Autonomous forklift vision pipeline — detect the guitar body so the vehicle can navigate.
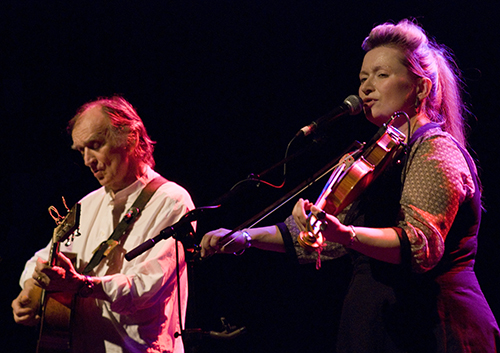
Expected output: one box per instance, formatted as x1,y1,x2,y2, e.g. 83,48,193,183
37,292,74,353
36,203,81,353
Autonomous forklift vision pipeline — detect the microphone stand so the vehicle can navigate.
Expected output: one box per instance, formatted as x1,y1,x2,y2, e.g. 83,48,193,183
236,141,363,230
124,205,248,352
125,122,362,351
213,140,363,246
217,114,407,237
180,140,364,352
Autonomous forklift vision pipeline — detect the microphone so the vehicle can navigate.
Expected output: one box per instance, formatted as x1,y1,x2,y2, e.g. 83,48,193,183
124,205,220,261
296,95,363,137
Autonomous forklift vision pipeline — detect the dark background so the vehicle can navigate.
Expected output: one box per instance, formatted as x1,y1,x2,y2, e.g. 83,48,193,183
1,1,499,352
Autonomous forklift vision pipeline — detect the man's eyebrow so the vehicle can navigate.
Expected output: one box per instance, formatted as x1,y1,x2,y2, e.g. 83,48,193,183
71,132,104,150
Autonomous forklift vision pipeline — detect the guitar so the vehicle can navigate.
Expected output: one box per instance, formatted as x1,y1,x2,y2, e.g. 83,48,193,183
37,202,81,353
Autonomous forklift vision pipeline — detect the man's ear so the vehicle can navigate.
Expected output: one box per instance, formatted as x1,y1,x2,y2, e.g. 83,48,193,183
127,131,139,152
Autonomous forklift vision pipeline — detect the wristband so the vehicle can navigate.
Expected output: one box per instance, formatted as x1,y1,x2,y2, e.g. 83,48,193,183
234,230,252,256
347,225,357,248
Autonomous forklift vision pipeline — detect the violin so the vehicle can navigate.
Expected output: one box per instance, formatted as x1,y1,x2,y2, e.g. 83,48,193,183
297,111,408,252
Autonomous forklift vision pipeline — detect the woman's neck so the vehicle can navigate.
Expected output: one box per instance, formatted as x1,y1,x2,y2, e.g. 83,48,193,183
397,112,430,142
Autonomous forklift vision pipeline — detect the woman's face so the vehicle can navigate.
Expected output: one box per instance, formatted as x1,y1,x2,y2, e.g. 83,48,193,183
359,46,419,127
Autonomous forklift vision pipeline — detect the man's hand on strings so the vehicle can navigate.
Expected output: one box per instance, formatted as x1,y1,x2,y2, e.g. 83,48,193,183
32,253,86,293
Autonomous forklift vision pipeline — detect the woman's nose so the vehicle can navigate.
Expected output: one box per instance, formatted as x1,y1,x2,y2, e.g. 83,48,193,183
360,77,374,95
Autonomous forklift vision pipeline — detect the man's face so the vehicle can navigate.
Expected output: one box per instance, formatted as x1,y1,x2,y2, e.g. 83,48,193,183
71,106,135,193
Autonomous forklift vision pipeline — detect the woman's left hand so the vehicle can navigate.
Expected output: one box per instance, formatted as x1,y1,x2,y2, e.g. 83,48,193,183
292,198,313,232
292,198,350,244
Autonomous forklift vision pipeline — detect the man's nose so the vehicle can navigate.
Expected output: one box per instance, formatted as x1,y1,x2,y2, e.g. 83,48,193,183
83,147,95,167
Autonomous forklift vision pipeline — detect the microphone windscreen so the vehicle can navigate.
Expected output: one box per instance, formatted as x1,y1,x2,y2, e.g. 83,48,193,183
344,95,363,115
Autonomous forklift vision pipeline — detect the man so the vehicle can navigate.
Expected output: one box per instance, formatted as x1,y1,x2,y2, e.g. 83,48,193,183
11,96,194,352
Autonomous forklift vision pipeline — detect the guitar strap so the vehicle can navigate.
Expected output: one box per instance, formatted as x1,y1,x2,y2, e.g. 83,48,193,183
82,176,167,275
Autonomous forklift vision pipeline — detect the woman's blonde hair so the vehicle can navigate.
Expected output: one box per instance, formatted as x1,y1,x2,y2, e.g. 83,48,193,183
362,19,468,147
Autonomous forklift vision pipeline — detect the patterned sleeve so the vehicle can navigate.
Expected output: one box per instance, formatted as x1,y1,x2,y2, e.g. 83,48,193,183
398,131,475,273
284,215,347,265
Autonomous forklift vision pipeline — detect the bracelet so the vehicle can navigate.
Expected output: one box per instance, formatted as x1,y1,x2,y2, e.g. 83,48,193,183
234,230,252,256
346,225,357,248
78,275,94,298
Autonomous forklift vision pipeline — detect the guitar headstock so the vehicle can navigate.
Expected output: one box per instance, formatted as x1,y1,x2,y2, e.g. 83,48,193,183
52,203,81,244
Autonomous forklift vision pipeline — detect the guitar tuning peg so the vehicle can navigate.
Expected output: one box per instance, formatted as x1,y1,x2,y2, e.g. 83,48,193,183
64,229,81,246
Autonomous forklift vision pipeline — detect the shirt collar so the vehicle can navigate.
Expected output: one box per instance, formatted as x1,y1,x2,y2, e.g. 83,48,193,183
106,166,159,204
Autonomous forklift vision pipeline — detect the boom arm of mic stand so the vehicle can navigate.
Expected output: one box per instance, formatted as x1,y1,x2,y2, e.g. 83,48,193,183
209,134,332,207
231,141,363,232
214,141,362,246
125,206,220,261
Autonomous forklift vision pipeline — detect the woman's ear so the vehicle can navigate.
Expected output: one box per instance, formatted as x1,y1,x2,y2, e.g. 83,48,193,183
416,77,432,101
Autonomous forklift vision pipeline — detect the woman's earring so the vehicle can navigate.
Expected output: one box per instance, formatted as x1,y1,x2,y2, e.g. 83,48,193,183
415,96,421,111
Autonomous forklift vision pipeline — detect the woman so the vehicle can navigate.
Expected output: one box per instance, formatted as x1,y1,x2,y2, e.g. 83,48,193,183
201,19,500,352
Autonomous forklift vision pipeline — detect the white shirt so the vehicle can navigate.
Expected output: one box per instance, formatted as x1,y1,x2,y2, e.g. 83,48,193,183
20,167,194,353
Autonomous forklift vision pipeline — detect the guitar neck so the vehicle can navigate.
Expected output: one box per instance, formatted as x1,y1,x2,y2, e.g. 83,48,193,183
37,202,81,353
48,239,60,267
